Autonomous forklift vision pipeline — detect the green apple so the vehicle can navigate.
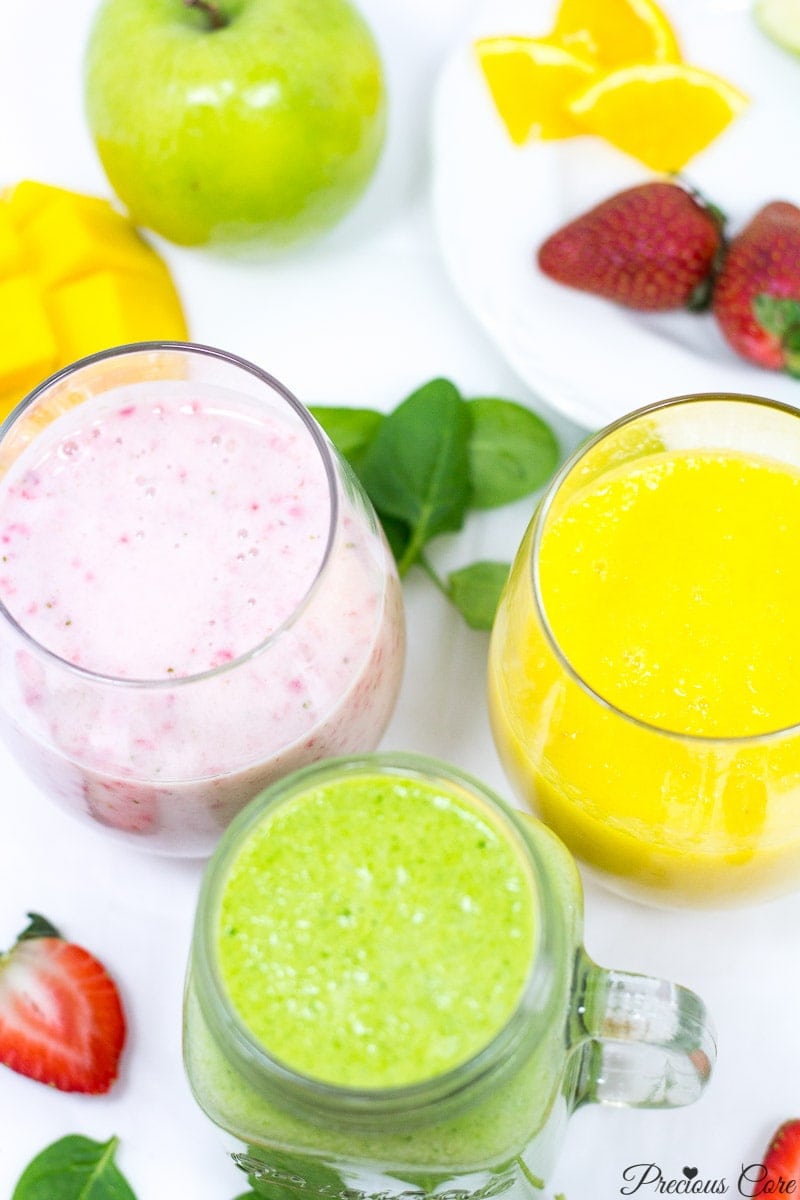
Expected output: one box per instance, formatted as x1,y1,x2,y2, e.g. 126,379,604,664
84,0,387,248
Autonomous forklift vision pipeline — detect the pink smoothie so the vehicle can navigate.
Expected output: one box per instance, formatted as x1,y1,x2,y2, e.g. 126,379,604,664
0,385,404,853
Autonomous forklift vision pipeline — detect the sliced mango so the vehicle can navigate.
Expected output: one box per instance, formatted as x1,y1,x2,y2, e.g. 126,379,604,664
0,275,58,393
0,208,25,275
3,180,109,228
25,195,170,290
0,180,189,423
48,267,187,363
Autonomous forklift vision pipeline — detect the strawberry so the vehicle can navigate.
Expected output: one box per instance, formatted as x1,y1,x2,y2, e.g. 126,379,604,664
0,912,126,1094
536,180,725,311
85,778,159,835
712,201,800,374
757,1119,800,1193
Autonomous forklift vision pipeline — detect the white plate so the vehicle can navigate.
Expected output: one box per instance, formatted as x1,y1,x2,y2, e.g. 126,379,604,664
432,0,800,429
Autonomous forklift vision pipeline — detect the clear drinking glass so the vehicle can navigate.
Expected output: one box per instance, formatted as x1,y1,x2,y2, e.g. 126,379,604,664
0,343,405,854
183,752,715,1200
489,393,800,907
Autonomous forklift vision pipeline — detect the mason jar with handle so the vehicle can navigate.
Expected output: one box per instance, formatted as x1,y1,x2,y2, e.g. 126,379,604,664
183,752,716,1198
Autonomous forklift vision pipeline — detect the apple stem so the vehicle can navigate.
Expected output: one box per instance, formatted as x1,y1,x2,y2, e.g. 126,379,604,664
183,0,227,30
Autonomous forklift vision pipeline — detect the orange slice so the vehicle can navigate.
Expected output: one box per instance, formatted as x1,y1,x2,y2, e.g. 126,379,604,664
552,0,681,68
568,63,748,170
475,37,597,143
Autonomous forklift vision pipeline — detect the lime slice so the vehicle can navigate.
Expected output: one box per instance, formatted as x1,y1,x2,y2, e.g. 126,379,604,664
755,0,800,55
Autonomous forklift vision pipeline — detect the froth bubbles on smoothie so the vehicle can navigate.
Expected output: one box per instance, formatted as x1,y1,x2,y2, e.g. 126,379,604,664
216,773,536,1088
0,397,331,678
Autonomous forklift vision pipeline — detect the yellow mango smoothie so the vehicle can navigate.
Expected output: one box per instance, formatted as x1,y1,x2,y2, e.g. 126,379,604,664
488,396,800,906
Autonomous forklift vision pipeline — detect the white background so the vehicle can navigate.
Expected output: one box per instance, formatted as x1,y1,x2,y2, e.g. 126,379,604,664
0,0,797,1197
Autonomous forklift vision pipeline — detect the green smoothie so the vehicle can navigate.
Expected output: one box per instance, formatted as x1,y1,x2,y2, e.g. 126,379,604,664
184,757,584,1197
216,774,536,1089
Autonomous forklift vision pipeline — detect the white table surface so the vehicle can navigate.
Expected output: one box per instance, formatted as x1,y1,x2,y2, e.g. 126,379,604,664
1,0,798,1196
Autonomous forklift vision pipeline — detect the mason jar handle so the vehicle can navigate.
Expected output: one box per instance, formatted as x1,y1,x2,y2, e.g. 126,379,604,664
571,956,716,1109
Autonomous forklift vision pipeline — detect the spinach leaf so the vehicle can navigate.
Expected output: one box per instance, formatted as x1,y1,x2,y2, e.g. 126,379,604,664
309,406,384,471
238,1147,349,1200
380,513,411,563
310,378,560,626
467,397,559,509
358,378,472,575
447,561,510,630
12,1135,136,1200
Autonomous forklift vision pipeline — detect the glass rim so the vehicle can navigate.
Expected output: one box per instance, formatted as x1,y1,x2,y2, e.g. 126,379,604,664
0,340,340,690
191,751,560,1123
530,390,800,748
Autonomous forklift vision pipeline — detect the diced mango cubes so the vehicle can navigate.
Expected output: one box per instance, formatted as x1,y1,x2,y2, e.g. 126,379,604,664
0,276,58,393
0,180,189,420
0,209,25,275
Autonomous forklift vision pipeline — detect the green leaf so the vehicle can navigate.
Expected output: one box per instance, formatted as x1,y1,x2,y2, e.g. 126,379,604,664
309,406,384,471
358,378,472,574
466,397,559,509
447,561,510,630
392,1170,446,1194
380,514,411,563
242,1148,349,1200
686,275,714,312
753,293,800,337
12,1135,137,1200
784,326,800,379
18,912,62,942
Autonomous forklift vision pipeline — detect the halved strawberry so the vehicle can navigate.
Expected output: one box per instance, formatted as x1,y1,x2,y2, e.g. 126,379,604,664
0,912,126,1094
759,1119,800,1193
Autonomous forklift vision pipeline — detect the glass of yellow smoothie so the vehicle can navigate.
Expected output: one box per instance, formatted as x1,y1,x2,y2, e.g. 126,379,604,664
183,752,714,1198
489,393,800,907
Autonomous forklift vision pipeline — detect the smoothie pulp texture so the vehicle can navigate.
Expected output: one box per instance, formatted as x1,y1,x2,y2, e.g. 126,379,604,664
539,450,800,738
489,442,800,903
184,764,583,1197
0,382,404,852
2,397,333,678
217,774,536,1088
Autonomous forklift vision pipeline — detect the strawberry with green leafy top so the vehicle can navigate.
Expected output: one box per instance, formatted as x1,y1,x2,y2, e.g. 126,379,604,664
536,180,725,312
712,200,800,374
0,912,126,1094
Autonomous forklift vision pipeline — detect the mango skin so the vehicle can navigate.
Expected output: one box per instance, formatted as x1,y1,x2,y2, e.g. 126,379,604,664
0,180,189,421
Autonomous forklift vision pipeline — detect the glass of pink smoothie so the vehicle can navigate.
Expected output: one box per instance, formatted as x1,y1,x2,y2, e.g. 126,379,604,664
0,343,405,854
